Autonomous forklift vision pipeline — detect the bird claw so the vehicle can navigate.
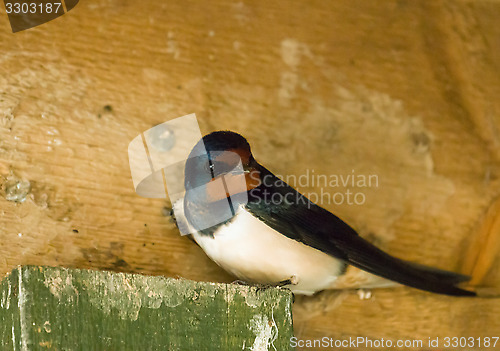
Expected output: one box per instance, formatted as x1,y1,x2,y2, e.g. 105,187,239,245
231,279,249,286
282,275,299,286
231,276,299,294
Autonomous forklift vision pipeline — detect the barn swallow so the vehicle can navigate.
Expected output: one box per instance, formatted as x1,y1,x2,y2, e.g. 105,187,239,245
173,131,475,296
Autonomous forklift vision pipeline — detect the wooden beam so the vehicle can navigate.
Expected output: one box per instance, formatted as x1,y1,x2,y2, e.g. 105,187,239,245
463,196,500,286
0,266,293,350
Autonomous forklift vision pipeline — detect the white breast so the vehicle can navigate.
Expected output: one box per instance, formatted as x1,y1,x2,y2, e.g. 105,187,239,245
173,198,345,295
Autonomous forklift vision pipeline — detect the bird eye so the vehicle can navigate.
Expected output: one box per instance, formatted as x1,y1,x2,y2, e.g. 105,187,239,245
206,162,215,173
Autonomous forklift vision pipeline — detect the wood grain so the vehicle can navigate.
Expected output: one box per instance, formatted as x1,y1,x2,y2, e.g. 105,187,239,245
0,266,293,350
463,196,500,286
1,0,499,349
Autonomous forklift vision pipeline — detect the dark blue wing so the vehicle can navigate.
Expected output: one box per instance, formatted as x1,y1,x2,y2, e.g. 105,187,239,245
246,166,475,296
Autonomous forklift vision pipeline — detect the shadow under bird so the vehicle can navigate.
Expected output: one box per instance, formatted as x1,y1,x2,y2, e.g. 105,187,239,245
173,131,475,297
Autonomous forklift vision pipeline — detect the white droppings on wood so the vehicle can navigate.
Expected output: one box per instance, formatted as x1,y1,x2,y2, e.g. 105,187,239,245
12,325,16,351
242,289,262,308
3,172,31,203
43,269,78,301
279,39,313,106
42,267,266,322
279,39,301,106
165,31,180,59
81,271,205,320
18,267,29,351
249,314,277,351
281,39,302,68
43,321,51,333
1,278,11,309
357,288,372,300
283,298,292,324
225,284,263,308
83,273,147,321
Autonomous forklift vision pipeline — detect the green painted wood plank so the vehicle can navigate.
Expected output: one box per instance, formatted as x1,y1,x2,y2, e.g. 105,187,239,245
0,266,294,350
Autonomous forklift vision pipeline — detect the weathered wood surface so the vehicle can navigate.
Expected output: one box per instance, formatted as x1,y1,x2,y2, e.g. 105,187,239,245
1,1,499,350
0,266,293,350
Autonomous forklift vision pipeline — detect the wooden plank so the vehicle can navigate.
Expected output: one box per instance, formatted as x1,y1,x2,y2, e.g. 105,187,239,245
1,0,500,348
463,196,500,286
0,266,293,350
293,289,500,351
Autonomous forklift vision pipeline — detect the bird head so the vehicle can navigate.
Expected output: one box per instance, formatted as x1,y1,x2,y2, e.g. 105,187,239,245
184,131,261,201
